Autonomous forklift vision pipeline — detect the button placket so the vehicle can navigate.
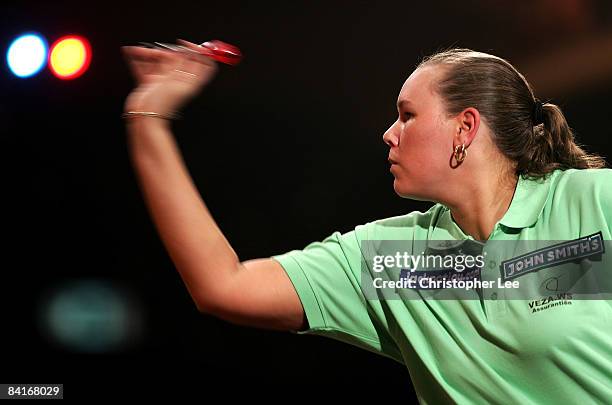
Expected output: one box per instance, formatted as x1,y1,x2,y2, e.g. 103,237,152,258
482,242,509,318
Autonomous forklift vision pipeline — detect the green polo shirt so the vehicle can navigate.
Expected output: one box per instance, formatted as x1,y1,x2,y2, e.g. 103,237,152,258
272,168,612,404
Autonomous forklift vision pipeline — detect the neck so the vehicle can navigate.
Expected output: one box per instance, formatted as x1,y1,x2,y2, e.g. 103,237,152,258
446,171,518,241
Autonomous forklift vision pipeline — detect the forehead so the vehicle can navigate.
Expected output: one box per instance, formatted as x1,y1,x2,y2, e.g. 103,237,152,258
397,66,441,106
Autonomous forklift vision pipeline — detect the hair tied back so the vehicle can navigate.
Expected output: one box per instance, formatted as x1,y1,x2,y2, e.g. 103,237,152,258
533,98,545,126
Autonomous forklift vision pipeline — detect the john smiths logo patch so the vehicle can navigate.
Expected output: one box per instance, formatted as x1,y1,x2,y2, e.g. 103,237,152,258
501,232,603,281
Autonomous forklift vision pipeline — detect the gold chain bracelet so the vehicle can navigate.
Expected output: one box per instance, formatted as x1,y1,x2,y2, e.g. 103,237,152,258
121,111,182,120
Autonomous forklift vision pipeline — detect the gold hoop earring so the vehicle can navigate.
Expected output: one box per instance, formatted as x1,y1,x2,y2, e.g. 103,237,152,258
454,144,467,163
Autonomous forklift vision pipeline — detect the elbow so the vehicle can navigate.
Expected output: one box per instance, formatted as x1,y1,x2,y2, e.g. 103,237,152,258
194,296,215,315
193,291,225,316
190,269,237,317
195,299,210,314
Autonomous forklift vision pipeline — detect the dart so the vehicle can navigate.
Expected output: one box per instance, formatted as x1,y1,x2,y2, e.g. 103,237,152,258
138,39,242,65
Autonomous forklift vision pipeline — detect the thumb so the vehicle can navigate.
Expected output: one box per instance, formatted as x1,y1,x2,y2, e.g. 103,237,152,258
176,39,204,51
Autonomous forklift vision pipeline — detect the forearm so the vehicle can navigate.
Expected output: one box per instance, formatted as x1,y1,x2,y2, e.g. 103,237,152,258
126,118,238,310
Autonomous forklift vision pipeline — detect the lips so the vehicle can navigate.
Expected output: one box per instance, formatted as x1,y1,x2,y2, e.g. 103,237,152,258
388,156,398,165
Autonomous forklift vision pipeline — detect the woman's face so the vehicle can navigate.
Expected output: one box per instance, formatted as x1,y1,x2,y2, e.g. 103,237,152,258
383,66,456,201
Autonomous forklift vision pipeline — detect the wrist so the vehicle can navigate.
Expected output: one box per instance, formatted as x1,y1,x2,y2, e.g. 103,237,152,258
122,110,181,134
124,113,173,133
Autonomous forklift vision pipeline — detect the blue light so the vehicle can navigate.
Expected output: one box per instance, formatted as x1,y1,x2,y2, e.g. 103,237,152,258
7,33,48,78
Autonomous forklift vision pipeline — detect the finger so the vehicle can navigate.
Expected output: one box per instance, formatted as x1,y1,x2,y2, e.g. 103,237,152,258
175,57,217,84
176,38,204,50
121,45,172,63
121,46,183,79
121,46,166,78
176,39,217,66
121,46,151,80
146,43,206,72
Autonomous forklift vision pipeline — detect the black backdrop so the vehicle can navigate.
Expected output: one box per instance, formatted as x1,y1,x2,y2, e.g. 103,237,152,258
2,0,611,401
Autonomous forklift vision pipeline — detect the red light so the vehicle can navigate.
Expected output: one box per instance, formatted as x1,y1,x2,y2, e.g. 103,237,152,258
48,35,92,80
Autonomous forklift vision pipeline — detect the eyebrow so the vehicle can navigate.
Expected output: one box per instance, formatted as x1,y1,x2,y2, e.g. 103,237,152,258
396,99,413,108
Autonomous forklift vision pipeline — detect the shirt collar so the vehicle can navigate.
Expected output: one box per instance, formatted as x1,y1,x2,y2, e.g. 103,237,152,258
432,170,558,239
498,171,556,229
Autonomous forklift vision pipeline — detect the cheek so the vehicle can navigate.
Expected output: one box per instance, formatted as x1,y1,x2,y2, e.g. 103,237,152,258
399,125,448,168
392,123,450,199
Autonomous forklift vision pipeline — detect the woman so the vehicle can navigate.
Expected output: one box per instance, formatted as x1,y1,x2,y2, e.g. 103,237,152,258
122,42,612,403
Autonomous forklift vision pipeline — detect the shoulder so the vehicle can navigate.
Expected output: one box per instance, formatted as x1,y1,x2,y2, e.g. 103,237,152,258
548,169,612,235
551,168,612,200
554,168,612,187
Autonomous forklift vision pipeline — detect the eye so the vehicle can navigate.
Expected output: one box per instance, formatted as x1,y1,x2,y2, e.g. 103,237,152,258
403,112,413,120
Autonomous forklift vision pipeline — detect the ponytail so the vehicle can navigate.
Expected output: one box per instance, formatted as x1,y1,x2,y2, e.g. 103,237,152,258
517,102,607,178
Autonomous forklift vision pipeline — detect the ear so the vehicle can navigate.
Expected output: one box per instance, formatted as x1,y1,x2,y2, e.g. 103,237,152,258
453,107,480,148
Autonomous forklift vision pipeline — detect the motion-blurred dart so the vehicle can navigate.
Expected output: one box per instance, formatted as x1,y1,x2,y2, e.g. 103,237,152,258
138,39,242,65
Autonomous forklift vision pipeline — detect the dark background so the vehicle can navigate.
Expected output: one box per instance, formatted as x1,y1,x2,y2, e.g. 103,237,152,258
1,0,612,401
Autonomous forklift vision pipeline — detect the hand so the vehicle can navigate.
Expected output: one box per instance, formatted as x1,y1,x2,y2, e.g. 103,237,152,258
122,39,218,115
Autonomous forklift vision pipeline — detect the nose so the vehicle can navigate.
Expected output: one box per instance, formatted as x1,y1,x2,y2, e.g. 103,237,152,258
383,122,399,147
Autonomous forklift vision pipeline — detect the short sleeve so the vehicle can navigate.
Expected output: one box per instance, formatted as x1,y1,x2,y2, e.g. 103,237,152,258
271,227,403,363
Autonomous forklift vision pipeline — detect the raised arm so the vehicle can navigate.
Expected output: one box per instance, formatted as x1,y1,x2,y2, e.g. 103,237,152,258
122,40,306,332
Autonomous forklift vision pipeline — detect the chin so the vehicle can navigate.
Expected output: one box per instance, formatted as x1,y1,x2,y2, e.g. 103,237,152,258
392,180,412,198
